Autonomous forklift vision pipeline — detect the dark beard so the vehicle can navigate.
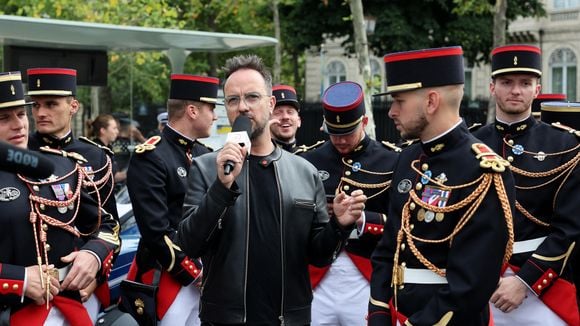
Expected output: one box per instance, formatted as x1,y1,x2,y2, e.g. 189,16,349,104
401,113,428,140
250,123,266,140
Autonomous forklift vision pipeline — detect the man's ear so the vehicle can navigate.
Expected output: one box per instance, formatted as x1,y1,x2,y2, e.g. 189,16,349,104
69,98,80,115
425,90,440,115
187,104,198,119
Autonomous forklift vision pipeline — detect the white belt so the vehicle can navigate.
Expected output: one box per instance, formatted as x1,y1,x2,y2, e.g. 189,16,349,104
403,267,448,284
513,237,546,254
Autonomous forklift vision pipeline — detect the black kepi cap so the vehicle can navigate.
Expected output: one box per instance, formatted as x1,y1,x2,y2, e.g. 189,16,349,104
378,46,464,95
532,94,566,118
322,81,365,135
170,74,220,104
541,101,580,130
0,71,34,109
273,84,300,111
491,45,542,77
27,68,77,96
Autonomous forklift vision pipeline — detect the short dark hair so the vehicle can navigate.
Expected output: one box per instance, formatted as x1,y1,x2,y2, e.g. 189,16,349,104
223,54,272,94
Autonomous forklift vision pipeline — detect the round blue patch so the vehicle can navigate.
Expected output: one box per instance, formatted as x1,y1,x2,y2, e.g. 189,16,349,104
352,162,361,172
512,144,524,155
421,170,432,184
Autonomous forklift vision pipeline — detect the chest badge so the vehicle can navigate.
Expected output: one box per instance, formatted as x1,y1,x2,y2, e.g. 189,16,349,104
177,167,188,178
51,183,73,214
0,187,20,201
318,170,330,182
352,162,361,172
511,144,524,156
420,185,451,223
397,179,412,193
534,151,546,161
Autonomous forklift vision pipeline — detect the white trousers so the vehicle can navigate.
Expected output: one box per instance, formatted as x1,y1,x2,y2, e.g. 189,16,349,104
159,284,201,326
491,268,566,326
311,251,369,326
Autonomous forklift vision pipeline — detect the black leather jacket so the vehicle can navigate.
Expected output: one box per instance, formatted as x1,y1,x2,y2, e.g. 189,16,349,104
177,146,349,325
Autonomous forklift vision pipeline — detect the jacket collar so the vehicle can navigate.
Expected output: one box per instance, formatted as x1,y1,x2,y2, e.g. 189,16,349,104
164,125,195,152
35,130,74,149
421,122,469,157
273,138,297,152
494,115,536,136
252,142,282,168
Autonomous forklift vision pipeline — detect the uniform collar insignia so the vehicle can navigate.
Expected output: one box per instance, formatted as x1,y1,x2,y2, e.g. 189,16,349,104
494,115,535,136
37,131,73,149
422,123,469,156
164,126,194,150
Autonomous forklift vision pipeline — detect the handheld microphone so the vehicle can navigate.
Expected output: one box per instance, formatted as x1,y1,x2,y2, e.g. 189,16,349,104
0,142,55,179
224,115,252,175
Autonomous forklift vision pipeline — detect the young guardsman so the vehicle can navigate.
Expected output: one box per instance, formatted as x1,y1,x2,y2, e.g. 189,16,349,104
0,71,119,325
368,46,516,325
126,74,218,325
301,81,399,325
474,45,579,325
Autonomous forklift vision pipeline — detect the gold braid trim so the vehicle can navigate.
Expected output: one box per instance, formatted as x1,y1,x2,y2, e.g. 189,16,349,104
515,201,549,227
503,138,580,158
392,173,514,280
339,177,390,200
341,157,394,176
510,151,580,185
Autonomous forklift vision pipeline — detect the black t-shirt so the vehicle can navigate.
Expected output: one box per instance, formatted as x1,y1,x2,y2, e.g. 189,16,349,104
246,155,282,325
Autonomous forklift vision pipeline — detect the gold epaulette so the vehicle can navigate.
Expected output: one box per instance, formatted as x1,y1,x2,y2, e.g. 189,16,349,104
550,122,580,138
468,123,483,132
40,146,88,164
135,136,161,154
295,140,325,154
78,136,114,156
471,143,510,173
399,139,419,148
381,141,402,152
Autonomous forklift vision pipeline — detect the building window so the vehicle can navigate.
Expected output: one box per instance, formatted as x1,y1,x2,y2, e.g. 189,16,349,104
554,0,580,9
370,59,383,95
550,48,577,100
326,61,346,88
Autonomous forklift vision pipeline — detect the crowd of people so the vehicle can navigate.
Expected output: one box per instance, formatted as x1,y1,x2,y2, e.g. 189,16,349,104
0,43,578,326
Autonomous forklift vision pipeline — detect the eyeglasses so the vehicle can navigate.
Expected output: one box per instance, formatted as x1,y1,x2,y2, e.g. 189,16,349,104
224,92,268,108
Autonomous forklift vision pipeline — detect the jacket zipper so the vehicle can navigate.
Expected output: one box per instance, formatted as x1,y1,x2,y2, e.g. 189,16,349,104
274,161,285,325
205,207,228,242
243,158,250,324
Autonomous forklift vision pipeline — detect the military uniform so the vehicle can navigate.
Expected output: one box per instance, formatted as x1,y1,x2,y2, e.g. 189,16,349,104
474,45,580,326
301,81,399,325
126,74,218,325
369,47,516,326
0,71,119,325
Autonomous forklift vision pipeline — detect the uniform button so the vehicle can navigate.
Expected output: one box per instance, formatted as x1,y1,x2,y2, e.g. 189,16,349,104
401,243,406,251
415,183,423,191
367,226,372,231
380,228,384,232
508,139,514,145
343,185,350,191
537,285,542,290
33,186,40,192
410,224,415,230
345,171,351,176
2,283,8,290
548,273,554,278
42,224,48,231
40,204,46,211
421,163,429,171
194,270,199,274
409,203,416,210
398,285,405,290
373,227,378,232
189,265,194,270
507,156,514,162
542,279,547,285
45,244,51,252
12,284,18,291
401,262,406,267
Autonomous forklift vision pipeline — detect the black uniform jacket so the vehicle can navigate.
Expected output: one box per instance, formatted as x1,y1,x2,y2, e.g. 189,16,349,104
126,126,210,285
29,131,118,220
474,116,580,295
369,123,516,326
301,136,398,258
176,146,351,325
0,149,120,309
